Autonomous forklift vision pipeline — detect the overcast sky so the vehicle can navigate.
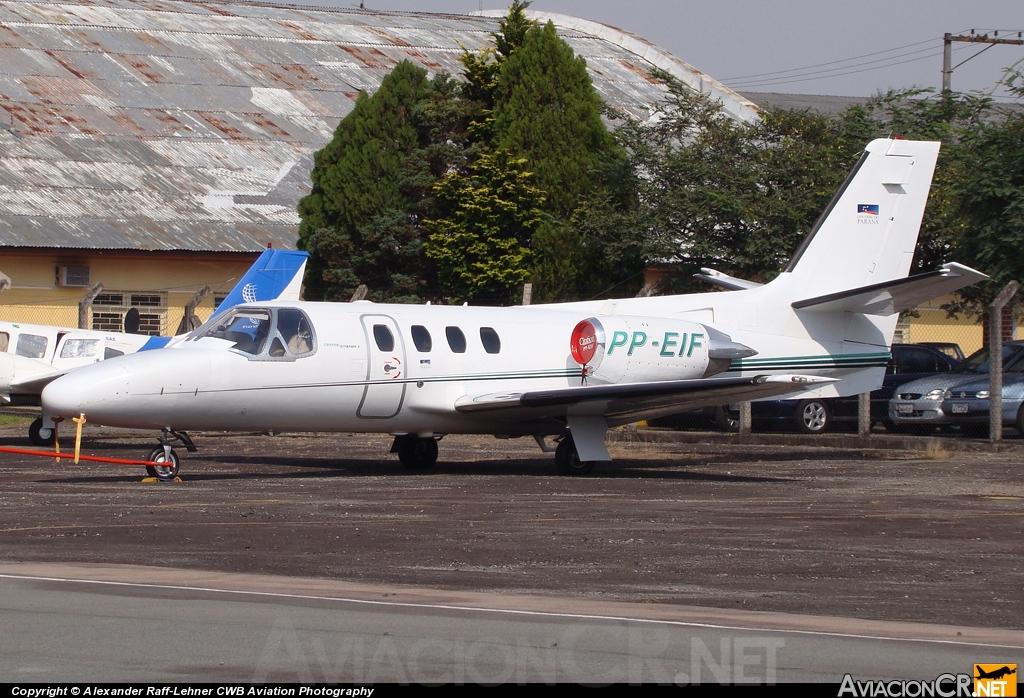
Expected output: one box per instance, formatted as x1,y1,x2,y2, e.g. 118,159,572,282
271,0,1024,99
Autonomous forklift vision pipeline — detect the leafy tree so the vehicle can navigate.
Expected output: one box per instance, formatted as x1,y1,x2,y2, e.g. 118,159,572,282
951,78,1024,312
613,76,866,293
425,150,545,304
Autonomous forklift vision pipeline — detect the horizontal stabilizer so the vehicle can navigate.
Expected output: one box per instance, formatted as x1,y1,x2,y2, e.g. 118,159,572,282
791,263,988,316
693,268,763,291
456,374,835,427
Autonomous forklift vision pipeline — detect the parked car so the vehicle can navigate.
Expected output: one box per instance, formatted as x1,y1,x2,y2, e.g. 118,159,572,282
744,343,960,433
938,359,1024,436
888,340,1024,435
917,341,965,362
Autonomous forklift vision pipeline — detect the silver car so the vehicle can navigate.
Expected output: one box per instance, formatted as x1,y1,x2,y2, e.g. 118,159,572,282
888,341,1024,434
940,371,1024,436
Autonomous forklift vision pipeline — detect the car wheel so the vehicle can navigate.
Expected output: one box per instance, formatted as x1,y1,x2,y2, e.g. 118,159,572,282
795,400,830,434
1016,405,1024,436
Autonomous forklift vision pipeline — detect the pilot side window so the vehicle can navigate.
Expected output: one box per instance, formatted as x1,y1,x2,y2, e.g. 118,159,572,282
445,326,466,353
479,327,501,354
16,334,47,359
411,325,432,352
373,324,395,352
0,332,8,352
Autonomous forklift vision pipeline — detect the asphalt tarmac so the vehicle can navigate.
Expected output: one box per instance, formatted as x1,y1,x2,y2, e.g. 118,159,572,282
0,425,1021,682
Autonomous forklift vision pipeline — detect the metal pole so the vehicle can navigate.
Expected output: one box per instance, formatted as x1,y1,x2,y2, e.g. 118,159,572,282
858,392,871,436
988,281,1019,442
739,402,752,437
942,33,953,92
78,283,103,330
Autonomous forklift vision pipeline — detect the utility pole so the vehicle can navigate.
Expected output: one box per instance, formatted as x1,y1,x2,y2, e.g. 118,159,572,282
942,30,1024,92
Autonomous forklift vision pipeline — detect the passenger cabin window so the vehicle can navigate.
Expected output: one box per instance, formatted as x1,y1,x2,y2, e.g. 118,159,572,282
480,327,501,354
104,347,124,360
16,334,47,359
411,325,432,352
373,324,395,352
193,307,315,361
445,326,467,353
60,339,100,359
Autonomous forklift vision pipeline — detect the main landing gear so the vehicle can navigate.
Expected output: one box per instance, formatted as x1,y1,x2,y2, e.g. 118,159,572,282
144,429,196,482
392,434,439,470
554,434,597,476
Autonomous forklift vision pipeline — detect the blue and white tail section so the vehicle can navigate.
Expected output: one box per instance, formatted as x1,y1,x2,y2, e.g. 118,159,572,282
138,249,308,351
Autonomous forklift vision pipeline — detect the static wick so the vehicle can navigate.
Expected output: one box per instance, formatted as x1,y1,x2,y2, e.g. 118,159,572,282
73,413,87,465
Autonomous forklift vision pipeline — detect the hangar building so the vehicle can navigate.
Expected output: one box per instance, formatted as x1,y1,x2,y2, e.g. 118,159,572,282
0,0,756,333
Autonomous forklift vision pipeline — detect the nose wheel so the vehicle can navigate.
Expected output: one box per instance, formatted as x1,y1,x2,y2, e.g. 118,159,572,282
145,446,180,482
143,429,195,481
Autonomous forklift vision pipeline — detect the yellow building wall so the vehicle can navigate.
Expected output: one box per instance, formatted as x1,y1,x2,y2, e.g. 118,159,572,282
0,251,261,334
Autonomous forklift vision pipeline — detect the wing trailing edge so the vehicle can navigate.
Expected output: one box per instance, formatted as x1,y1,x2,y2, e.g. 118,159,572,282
455,374,836,427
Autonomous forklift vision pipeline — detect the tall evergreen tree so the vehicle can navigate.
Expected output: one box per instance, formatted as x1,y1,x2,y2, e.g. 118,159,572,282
297,61,436,301
491,20,616,219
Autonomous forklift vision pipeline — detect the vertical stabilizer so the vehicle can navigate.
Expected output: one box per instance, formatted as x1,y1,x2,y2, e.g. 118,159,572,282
211,249,309,320
784,138,940,296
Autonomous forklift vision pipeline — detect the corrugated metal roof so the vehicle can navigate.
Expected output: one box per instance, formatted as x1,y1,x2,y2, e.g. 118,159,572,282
0,0,757,253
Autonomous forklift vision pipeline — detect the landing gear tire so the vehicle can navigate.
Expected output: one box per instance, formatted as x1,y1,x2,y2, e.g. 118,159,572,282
1016,404,1024,436
714,406,740,433
795,399,831,434
397,437,438,470
554,436,596,476
145,446,180,481
28,417,55,447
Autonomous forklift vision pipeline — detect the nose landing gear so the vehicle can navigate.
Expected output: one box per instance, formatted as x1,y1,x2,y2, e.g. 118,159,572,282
144,429,196,481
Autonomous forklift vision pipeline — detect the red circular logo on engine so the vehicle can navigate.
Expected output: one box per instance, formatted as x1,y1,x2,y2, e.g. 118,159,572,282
570,320,598,365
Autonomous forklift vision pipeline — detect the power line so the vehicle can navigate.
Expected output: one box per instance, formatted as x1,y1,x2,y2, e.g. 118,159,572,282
721,37,940,82
727,44,943,88
729,49,949,90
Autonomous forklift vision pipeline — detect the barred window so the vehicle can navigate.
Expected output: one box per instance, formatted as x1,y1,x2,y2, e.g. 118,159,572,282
90,291,167,335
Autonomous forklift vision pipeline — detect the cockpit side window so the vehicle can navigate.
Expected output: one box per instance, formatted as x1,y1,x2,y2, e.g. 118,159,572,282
193,308,315,361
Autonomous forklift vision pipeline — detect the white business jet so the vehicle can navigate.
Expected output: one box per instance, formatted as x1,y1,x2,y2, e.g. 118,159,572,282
41,139,986,479
1,248,308,444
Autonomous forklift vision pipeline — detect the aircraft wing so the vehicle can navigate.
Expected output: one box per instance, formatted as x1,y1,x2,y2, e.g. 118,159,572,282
456,374,834,427
792,263,987,316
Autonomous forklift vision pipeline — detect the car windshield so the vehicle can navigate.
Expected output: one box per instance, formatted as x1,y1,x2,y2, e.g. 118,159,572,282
954,344,1020,374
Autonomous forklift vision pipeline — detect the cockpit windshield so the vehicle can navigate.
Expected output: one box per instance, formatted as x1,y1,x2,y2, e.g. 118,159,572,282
192,307,315,360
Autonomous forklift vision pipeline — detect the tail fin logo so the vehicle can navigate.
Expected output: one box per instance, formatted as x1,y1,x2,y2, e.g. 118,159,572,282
857,203,880,225
241,283,258,303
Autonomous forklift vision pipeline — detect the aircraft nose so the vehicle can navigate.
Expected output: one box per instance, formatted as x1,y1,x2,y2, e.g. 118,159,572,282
42,358,131,419
42,349,212,428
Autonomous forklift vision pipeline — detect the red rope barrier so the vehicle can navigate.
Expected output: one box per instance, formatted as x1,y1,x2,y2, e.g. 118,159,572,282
0,446,160,466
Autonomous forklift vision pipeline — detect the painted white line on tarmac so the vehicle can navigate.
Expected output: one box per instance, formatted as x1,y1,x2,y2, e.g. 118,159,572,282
2,571,1021,650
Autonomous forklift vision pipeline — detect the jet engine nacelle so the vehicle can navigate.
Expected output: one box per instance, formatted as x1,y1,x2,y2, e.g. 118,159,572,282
570,315,755,384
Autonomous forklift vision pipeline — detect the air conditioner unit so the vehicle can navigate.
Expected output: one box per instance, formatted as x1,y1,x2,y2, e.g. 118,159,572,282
57,265,91,287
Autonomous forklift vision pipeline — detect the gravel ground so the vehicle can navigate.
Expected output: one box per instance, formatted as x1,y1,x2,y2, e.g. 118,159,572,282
0,424,1019,630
